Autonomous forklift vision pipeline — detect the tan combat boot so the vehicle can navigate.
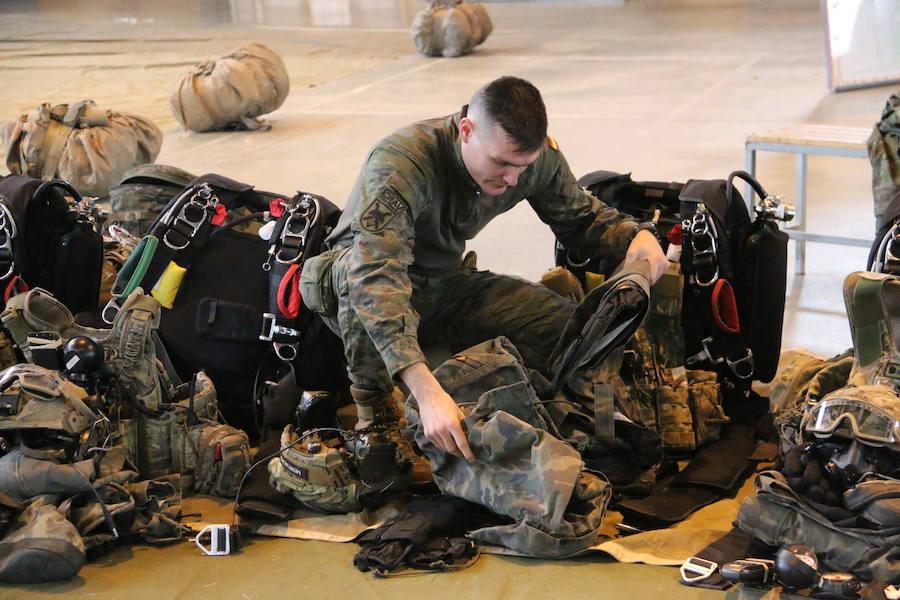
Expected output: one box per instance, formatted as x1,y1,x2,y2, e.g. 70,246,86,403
350,387,433,488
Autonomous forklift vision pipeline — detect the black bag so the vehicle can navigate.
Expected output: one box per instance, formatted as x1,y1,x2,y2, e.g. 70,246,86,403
0,175,103,314
867,189,900,274
107,174,346,431
558,169,788,386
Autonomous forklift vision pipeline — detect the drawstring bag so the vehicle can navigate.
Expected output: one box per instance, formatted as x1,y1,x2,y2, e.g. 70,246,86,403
169,43,290,132
411,0,493,58
1,100,162,197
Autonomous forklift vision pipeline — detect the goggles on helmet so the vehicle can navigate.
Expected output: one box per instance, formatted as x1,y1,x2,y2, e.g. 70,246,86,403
803,397,899,448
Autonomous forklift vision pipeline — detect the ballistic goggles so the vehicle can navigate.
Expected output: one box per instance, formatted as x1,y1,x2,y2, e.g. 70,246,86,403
803,386,899,448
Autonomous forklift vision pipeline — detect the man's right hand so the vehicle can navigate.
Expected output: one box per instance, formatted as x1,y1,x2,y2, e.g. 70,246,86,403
399,362,475,462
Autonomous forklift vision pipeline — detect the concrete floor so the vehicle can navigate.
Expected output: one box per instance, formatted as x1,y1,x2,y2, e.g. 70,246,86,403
0,0,894,597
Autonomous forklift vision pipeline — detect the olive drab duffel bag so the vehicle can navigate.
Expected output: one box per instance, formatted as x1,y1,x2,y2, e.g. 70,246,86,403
0,175,103,314
411,0,493,58
1,100,162,198
867,92,900,230
170,43,290,133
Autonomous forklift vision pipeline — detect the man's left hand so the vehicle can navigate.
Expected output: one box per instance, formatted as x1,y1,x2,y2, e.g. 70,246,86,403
626,229,668,284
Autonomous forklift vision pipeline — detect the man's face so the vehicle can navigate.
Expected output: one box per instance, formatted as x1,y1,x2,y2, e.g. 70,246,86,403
459,117,541,197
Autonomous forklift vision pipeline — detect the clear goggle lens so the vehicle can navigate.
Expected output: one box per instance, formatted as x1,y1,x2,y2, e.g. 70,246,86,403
804,398,898,446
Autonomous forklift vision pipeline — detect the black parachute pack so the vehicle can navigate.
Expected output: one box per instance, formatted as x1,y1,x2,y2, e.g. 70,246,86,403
0,175,103,314
558,170,790,390
105,174,346,431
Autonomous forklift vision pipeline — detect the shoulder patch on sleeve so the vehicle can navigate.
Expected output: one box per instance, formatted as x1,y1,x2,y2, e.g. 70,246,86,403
547,135,559,151
359,187,408,233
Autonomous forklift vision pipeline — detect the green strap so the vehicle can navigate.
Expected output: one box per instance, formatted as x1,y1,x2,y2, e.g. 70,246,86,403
114,236,159,300
850,275,887,369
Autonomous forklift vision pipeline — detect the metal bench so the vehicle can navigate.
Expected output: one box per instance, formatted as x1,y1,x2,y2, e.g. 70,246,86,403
745,124,871,274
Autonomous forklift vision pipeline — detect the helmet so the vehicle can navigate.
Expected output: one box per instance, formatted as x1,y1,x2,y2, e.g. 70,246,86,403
802,385,899,449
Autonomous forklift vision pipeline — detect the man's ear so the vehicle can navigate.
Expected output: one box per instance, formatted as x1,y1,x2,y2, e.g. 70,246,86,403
459,116,475,143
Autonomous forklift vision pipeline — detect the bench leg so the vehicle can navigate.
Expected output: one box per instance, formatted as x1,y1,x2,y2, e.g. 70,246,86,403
744,145,756,215
794,152,807,275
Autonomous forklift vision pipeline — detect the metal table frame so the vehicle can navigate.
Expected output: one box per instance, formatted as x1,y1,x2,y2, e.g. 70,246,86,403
744,140,870,275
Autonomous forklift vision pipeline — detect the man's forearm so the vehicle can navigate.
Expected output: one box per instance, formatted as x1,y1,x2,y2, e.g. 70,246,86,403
399,361,442,404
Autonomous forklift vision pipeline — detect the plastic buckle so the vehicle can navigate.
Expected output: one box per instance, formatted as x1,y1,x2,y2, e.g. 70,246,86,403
259,313,300,342
726,349,755,380
680,556,718,584
194,524,231,556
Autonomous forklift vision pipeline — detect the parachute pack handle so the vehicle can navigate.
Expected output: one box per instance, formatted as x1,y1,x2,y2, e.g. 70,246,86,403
34,178,83,204
277,264,302,320
711,279,740,334
725,170,768,207
112,236,159,300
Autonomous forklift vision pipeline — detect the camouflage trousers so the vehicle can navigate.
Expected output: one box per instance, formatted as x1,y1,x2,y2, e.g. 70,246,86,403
323,250,574,394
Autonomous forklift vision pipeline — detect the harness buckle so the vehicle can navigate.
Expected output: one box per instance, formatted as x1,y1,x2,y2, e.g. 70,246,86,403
162,183,218,251
680,556,718,584
725,349,754,380
0,203,18,281
688,209,719,287
101,298,120,325
274,342,298,362
259,313,300,342
274,195,316,265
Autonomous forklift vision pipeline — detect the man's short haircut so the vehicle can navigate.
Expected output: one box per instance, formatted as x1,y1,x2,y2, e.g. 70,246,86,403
470,76,548,154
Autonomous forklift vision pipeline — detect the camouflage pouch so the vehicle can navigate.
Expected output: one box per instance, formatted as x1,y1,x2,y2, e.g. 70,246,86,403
843,271,900,390
0,332,17,372
299,247,346,318
194,423,251,498
738,471,900,583
655,382,694,452
0,497,85,583
60,481,136,550
686,369,728,448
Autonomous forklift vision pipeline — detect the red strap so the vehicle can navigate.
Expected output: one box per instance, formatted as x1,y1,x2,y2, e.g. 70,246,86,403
214,442,222,461
667,223,684,246
210,204,227,226
277,264,302,320
711,279,740,334
269,199,286,218
3,276,29,304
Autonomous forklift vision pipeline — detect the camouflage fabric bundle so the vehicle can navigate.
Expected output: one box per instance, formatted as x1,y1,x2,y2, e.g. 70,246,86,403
411,0,493,58
738,470,900,583
170,43,290,132
407,336,611,558
843,271,900,390
1,100,162,197
867,92,900,229
107,164,197,237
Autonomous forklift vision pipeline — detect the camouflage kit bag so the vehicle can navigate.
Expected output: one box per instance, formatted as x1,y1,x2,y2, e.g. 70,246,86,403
407,336,611,558
867,92,900,229
170,43,289,132
411,0,493,58
107,164,197,237
1,100,162,197
193,423,251,498
738,470,900,583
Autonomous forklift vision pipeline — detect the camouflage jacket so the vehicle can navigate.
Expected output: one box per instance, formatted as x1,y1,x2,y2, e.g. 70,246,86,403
326,106,638,377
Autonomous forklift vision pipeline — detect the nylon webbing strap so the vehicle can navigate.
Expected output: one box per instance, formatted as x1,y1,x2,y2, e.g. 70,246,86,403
849,275,891,369
39,117,73,181
593,382,615,440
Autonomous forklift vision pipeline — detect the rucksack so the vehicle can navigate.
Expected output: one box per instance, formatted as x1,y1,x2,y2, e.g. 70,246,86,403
106,174,346,431
0,175,103,314
411,0,493,58
560,169,790,387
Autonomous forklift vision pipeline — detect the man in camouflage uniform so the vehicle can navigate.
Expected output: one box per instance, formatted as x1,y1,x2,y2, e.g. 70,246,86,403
314,76,667,459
